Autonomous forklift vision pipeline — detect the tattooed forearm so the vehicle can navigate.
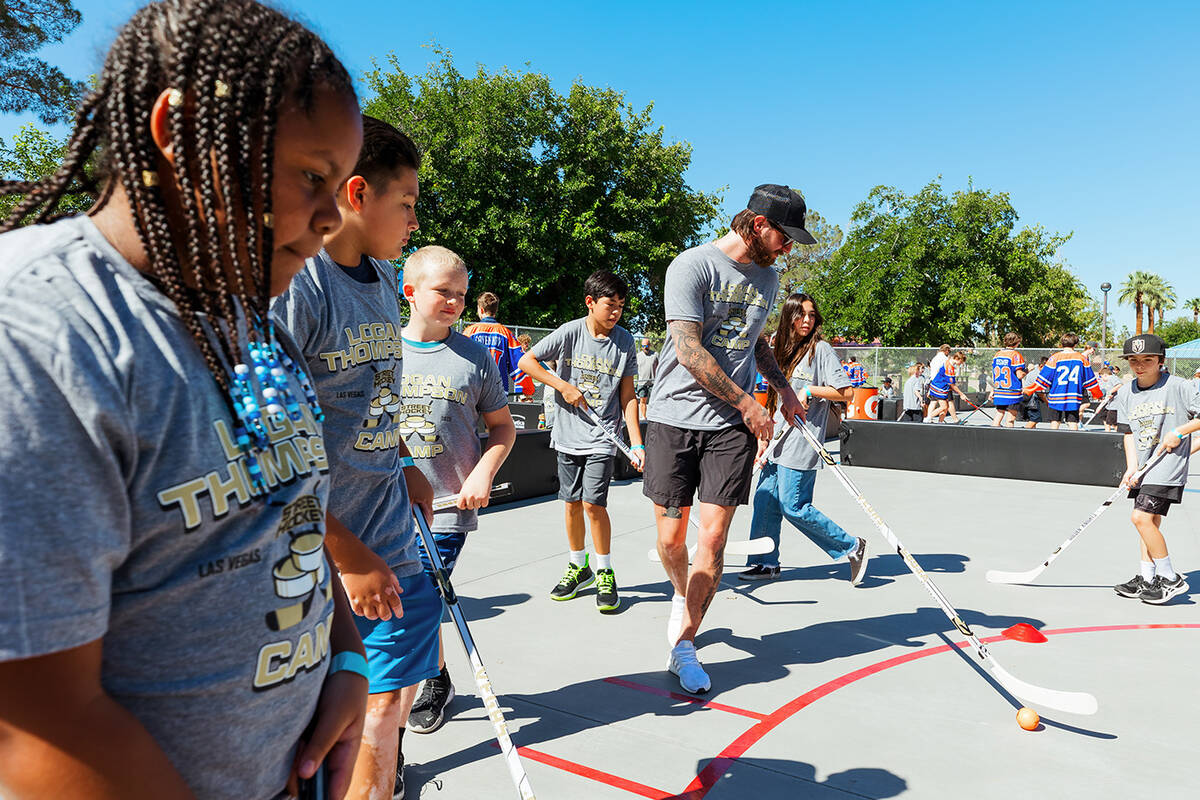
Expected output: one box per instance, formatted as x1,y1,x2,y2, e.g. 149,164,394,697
669,320,747,409
754,334,788,390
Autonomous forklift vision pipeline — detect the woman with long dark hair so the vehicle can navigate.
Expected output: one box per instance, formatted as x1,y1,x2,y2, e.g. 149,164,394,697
739,293,870,584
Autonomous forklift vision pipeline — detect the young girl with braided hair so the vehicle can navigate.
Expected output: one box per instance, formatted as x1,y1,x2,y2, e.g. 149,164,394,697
0,1,369,797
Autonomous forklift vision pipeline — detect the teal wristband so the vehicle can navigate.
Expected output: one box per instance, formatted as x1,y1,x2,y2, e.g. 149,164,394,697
631,444,645,451
329,651,369,680
804,387,813,401
399,456,415,469
1173,427,1187,439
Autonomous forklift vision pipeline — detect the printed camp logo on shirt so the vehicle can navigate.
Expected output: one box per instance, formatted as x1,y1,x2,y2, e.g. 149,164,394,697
710,312,751,351
397,373,471,459
565,353,619,404
706,282,767,352
1130,400,1175,451
317,321,403,372
253,492,334,691
157,407,329,530
354,368,407,453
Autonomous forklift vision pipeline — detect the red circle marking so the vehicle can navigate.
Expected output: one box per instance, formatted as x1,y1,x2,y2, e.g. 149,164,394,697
520,623,1200,800
670,624,1200,799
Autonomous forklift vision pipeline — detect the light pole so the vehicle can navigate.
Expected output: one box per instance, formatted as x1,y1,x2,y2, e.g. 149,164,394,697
1100,282,1111,351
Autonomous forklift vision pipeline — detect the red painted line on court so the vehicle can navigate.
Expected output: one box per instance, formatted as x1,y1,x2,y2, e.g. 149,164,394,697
515,745,675,799
604,677,768,721
668,623,1200,799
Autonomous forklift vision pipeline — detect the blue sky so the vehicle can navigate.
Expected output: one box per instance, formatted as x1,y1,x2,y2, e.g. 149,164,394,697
4,0,1197,335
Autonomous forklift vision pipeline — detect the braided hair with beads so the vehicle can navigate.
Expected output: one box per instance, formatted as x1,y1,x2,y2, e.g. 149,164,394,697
0,0,355,492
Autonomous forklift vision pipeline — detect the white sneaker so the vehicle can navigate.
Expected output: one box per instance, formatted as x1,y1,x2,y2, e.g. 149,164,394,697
666,594,686,646
668,640,711,694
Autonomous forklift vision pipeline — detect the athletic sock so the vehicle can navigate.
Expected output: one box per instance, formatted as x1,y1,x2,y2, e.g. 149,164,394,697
1141,560,1156,582
569,550,588,567
667,593,686,646
1153,556,1176,581
594,553,612,571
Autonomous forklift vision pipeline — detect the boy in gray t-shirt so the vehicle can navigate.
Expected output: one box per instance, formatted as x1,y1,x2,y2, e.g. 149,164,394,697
1112,334,1200,605
400,245,516,733
270,117,439,799
520,270,642,613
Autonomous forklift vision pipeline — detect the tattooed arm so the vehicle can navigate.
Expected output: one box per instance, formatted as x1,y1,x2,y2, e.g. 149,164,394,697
668,319,773,439
754,334,806,425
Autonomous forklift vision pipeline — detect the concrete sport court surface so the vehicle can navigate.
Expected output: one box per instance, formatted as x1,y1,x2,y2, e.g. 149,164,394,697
401,438,1200,799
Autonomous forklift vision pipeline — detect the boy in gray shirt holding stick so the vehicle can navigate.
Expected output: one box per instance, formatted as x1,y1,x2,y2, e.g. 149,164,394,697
519,270,643,612
1112,334,1200,605
400,245,515,734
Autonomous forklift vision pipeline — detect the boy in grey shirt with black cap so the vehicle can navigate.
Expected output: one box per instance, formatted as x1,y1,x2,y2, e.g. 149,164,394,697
520,270,642,613
1113,333,1200,604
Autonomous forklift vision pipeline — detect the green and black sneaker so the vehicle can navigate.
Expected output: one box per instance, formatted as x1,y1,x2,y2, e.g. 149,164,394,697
550,559,594,601
595,568,620,612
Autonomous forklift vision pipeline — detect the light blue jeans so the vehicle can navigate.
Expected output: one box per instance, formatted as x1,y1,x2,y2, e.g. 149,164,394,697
746,462,857,567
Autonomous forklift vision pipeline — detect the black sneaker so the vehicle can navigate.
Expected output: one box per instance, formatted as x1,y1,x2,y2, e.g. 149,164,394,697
393,749,405,799
595,568,620,612
408,666,455,734
738,564,780,581
848,537,869,586
1114,574,1149,598
550,560,594,600
1140,573,1189,605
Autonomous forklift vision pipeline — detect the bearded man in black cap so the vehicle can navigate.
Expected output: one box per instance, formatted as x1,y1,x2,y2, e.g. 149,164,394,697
643,183,813,694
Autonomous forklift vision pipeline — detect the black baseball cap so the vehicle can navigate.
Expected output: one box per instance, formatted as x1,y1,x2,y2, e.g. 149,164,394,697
1120,333,1166,358
746,184,817,245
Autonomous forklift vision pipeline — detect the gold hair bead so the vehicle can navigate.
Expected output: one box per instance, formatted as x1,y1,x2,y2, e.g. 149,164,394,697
214,79,230,98
142,170,159,187
166,88,183,108
263,213,274,229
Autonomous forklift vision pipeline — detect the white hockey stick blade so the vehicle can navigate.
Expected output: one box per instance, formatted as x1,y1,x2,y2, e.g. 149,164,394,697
987,661,1099,715
646,537,774,562
985,566,1047,585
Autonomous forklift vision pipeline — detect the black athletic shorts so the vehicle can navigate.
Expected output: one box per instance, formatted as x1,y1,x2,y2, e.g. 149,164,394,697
901,409,924,422
994,402,1021,413
1105,408,1119,426
1044,407,1080,424
1129,484,1182,516
642,421,757,508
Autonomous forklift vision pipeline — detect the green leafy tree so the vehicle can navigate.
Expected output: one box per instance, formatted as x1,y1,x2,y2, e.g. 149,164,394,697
768,208,842,329
1154,317,1200,348
0,118,95,221
1187,298,1200,324
804,179,1089,346
1,0,84,123
1119,270,1155,335
363,49,721,330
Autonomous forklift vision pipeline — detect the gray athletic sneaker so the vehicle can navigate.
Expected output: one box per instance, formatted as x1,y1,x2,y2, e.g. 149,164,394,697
848,537,869,586
668,640,710,694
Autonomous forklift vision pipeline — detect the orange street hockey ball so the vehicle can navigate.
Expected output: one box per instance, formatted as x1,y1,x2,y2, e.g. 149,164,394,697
1016,707,1040,730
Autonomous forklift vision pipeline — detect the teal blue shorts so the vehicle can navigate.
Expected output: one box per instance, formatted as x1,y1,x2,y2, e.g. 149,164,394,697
353,571,442,694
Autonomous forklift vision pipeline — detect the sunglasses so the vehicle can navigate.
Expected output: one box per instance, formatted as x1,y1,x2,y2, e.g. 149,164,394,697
765,219,794,247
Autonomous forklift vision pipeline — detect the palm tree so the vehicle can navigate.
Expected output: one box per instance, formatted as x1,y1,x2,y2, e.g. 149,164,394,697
1119,271,1156,335
1142,274,1176,333
1188,298,1200,324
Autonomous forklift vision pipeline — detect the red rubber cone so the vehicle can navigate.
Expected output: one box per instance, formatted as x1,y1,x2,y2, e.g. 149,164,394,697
1002,623,1048,643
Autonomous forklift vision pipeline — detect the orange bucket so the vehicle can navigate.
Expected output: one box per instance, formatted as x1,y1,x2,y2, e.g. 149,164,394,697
847,386,880,420
754,391,769,407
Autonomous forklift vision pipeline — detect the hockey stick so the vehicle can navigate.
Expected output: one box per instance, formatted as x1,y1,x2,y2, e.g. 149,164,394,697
793,415,1098,715
431,482,514,512
986,449,1168,585
412,507,536,799
1082,392,1116,427
960,394,994,421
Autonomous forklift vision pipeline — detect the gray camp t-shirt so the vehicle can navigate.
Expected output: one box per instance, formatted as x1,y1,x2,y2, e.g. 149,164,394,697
648,242,780,430
1114,372,1200,488
531,317,638,455
903,375,923,410
767,341,852,471
273,250,420,574
0,216,333,800
401,332,508,532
